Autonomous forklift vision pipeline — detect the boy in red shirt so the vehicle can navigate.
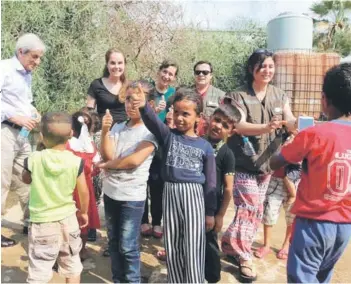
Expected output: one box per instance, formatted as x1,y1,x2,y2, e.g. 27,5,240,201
270,63,351,283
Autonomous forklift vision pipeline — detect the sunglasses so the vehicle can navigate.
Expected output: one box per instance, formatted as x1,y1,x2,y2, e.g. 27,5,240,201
254,49,274,56
194,70,211,76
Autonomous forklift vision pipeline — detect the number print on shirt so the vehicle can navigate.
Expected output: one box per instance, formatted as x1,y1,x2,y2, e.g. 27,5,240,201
326,158,351,200
166,139,204,176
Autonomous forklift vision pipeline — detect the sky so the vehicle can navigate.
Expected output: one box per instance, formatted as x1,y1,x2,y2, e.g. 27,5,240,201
180,0,316,30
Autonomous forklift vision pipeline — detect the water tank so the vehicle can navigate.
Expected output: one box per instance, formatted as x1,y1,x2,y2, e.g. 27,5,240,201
267,12,313,51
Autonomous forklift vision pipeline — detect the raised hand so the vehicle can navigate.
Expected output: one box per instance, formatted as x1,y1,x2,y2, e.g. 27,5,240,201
102,109,113,133
131,84,146,110
156,99,166,113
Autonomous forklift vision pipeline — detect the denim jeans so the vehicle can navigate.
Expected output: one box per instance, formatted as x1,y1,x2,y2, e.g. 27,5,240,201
104,195,145,283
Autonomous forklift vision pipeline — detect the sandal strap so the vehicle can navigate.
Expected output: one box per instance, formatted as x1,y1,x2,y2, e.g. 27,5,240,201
240,264,257,279
240,265,253,271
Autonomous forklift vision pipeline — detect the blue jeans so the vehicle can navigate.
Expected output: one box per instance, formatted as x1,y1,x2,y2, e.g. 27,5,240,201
104,195,145,283
288,217,351,283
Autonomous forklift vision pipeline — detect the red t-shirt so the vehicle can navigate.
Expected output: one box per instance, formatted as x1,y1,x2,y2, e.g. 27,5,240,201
280,120,351,223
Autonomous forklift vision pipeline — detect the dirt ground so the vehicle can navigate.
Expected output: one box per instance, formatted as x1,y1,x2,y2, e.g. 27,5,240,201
2,191,351,283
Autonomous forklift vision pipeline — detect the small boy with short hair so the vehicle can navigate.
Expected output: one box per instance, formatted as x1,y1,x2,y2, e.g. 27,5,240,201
22,112,89,284
270,63,351,282
204,104,240,283
255,131,301,260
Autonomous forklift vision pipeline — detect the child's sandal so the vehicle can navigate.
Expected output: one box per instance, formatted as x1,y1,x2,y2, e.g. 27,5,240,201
239,263,257,282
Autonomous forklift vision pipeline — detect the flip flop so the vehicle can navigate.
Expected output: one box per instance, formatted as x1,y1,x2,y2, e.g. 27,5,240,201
254,246,271,259
156,250,167,262
277,248,289,260
239,263,257,282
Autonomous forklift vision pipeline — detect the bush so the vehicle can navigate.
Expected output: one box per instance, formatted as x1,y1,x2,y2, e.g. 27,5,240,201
1,1,267,112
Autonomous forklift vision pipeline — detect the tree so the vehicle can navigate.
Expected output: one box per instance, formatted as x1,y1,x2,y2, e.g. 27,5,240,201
1,0,187,112
2,0,268,113
311,0,351,54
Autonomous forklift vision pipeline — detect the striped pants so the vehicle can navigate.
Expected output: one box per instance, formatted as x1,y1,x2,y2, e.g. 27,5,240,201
163,182,205,283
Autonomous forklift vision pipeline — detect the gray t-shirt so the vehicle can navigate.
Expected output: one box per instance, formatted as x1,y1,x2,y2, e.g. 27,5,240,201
102,121,158,201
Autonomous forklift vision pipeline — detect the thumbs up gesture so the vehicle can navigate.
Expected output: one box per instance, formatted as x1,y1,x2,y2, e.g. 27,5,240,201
102,109,113,133
131,83,147,110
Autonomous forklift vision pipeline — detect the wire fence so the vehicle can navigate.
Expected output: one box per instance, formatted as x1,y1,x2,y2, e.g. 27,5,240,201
272,49,340,119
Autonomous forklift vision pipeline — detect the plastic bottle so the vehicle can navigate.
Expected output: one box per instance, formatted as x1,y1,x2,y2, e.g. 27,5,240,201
242,136,256,156
18,112,37,143
159,95,165,105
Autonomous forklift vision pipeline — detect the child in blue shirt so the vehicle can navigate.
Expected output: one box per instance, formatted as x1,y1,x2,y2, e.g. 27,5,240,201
132,86,216,283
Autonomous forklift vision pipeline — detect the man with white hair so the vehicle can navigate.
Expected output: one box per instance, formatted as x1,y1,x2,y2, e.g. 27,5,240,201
1,33,45,247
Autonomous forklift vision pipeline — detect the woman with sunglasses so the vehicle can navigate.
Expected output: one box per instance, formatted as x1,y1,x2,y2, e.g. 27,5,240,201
193,61,225,136
221,49,296,282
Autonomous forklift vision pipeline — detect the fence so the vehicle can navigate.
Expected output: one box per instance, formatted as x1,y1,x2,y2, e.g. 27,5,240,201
273,49,340,118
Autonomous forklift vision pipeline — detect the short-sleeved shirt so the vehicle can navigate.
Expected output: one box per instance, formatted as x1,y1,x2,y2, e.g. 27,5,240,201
153,86,175,122
102,121,158,201
213,142,235,214
87,78,127,124
280,120,351,223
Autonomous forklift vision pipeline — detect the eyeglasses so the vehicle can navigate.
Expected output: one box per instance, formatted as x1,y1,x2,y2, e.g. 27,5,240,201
194,70,211,76
253,49,274,56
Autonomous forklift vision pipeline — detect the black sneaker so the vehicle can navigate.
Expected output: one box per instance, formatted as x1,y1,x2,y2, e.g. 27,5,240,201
23,226,28,235
1,235,17,247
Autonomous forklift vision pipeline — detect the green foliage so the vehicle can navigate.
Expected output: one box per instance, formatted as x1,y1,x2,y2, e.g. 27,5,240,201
2,1,112,113
311,0,351,54
1,1,267,112
311,0,351,19
334,29,351,56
